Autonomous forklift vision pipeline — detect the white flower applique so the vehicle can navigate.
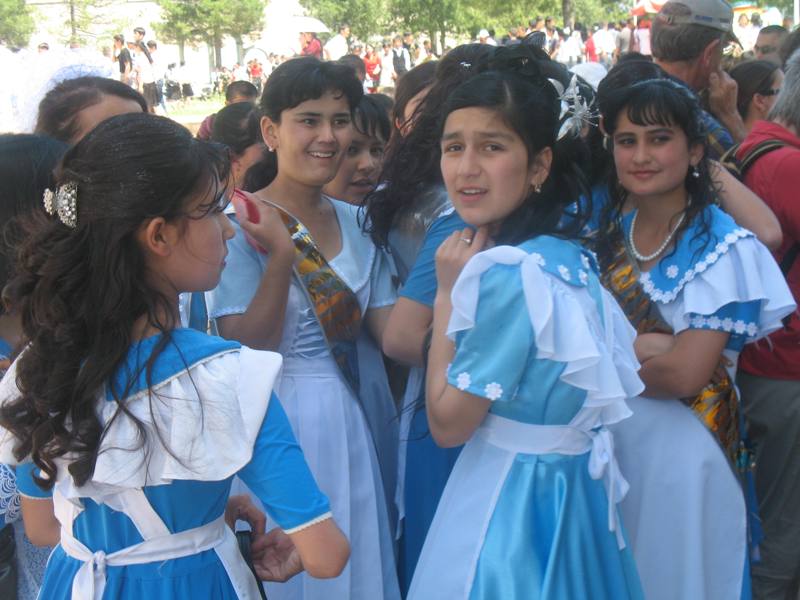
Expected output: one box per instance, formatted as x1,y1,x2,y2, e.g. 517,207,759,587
578,270,589,284
484,382,503,400
558,265,571,281
530,252,546,267
581,254,591,270
456,372,471,390
665,265,679,279
733,320,747,334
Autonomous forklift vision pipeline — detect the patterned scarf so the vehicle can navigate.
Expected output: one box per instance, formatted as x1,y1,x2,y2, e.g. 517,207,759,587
273,204,362,394
598,231,744,469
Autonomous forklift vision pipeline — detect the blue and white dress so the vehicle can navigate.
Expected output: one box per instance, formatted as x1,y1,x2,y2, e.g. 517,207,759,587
408,236,645,600
208,198,400,600
606,205,795,600
0,329,331,599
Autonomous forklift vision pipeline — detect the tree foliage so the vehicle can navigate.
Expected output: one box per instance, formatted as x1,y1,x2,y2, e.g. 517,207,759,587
298,0,387,42
0,0,34,48
300,0,628,48
156,0,264,66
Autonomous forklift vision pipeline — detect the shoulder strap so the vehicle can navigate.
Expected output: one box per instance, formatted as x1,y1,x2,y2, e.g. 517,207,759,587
738,139,788,178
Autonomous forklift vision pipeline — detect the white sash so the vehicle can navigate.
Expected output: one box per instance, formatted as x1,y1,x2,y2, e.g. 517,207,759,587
53,486,262,600
476,413,629,549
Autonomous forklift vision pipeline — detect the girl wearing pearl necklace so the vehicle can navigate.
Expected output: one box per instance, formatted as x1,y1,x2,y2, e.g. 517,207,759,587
592,76,795,600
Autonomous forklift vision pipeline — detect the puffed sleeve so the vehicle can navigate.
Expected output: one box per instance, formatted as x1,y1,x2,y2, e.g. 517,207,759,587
14,462,52,499
206,220,265,321
447,263,533,402
238,395,331,533
686,300,761,352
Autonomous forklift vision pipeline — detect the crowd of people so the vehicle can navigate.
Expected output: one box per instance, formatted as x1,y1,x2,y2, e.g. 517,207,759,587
1,0,800,599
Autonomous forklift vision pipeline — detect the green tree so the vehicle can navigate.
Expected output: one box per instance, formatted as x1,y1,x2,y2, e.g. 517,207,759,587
299,0,388,43
0,0,34,47
156,0,265,67
156,0,201,63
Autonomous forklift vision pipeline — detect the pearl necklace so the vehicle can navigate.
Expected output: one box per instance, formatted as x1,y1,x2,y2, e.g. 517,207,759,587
628,209,685,262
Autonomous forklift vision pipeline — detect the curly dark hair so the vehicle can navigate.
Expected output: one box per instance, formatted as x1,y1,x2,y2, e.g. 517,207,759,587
595,74,716,268
0,113,230,489
364,44,497,248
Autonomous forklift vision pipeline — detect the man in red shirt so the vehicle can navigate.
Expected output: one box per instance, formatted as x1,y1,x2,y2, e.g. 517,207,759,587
737,50,800,600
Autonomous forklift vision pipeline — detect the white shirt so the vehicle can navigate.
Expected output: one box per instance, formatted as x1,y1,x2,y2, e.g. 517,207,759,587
324,34,348,61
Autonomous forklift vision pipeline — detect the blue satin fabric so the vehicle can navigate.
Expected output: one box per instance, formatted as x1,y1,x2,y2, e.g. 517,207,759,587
470,452,643,600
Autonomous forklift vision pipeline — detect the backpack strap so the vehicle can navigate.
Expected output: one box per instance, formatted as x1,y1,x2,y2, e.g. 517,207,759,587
738,139,788,178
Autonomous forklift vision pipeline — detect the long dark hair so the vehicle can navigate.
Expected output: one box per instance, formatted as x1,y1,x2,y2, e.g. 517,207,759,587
0,113,230,489
244,56,363,191
35,76,147,143
390,60,437,138
364,44,497,248
441,68,591,245
595,77,716,266
0,135,67,306
210,102,269,192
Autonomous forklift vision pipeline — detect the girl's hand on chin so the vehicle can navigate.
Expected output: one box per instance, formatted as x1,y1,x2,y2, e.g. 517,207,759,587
233,192,295,257
435,226,489,293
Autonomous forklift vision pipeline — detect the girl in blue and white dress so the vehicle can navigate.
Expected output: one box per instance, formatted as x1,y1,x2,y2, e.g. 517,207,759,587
592,78,795,600
408,65,645,598
0,113,350,600
207,57,400,600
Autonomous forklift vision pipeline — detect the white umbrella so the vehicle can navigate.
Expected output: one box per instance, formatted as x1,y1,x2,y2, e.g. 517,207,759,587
290,16,329,33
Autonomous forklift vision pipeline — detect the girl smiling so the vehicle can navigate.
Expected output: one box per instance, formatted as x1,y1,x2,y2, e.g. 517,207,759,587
594,77,795,600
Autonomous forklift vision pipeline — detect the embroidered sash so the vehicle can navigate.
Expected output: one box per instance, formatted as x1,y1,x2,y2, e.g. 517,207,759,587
598,233,745,469
597,225,762,559
272,203,362,394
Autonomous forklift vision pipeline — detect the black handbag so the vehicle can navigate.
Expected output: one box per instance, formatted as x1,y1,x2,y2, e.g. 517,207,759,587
0,523,17,600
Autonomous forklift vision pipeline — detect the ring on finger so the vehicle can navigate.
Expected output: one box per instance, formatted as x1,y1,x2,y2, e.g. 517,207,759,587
460,237,473,245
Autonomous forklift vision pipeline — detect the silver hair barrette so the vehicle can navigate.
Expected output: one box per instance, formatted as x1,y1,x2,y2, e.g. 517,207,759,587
43,181,78,228
549,75,598,141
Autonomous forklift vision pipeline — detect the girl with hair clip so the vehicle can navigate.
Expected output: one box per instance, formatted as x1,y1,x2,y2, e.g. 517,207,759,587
407,66,646,600
207,57,401,600
380,44,595,595
0,113,350,600
593,77,795,600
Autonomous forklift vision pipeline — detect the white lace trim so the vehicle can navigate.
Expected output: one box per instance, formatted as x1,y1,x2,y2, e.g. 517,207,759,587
282,511,333,534
640,228,751,303
689,315,760,337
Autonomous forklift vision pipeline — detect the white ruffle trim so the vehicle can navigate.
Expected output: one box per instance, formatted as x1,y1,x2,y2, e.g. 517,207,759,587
0,348,283,489
653,235,796,340
448,245,644,426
